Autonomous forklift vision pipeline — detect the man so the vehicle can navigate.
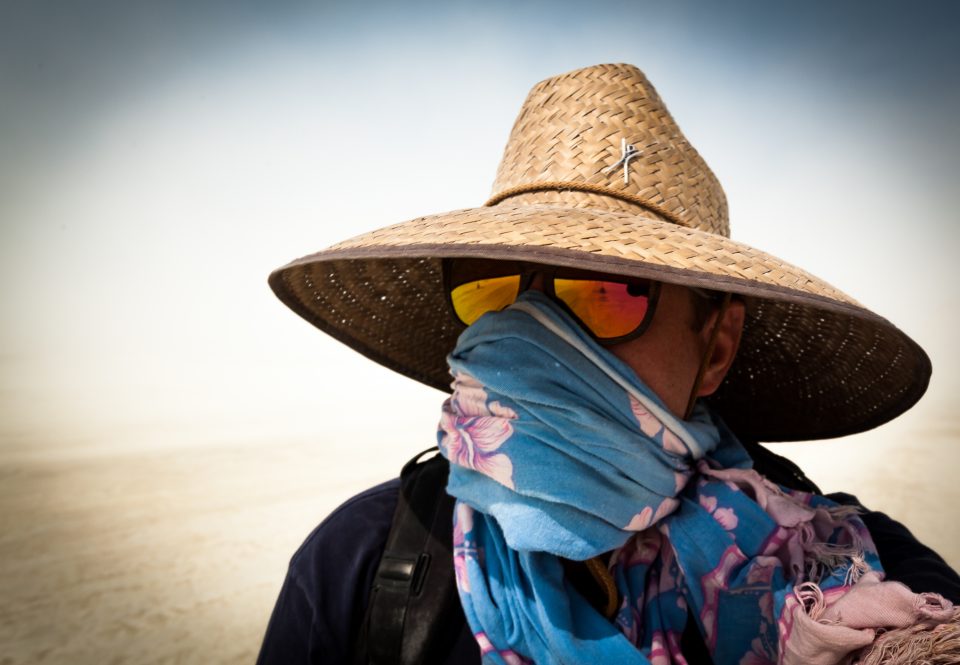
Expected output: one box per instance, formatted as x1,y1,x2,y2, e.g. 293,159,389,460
258,64,960,664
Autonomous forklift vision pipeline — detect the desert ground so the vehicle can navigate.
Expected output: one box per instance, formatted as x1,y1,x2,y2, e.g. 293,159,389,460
0,433,413,665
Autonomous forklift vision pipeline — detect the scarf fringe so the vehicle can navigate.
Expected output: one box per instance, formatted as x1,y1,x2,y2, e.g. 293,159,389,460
807,506,869,585
795,581,829,621
855,608,960,665
824,504,864,521
701,464,870,586
805,543,869,586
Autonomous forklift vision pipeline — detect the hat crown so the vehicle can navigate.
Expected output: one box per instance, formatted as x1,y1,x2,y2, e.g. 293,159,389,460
489,63,729,236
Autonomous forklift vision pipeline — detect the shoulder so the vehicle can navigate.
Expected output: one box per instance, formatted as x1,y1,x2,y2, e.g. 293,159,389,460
827,492,960,603
290,478,401,577
743,442,960,600
257,478,401,665
286,478,402,621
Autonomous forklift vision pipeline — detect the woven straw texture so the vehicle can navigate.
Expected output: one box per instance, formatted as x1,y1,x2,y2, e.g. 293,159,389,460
488,64,727,235
269,64,929,442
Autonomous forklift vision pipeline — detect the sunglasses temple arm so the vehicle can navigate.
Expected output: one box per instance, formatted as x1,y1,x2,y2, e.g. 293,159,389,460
683,292,733,421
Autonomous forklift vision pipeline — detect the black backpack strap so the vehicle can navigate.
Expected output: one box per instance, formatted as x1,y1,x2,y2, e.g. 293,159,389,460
355,448,465,665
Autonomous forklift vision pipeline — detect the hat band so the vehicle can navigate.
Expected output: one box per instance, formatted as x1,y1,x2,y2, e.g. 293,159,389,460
484,181,682,227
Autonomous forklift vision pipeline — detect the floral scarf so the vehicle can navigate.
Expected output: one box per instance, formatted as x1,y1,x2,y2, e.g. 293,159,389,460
437,291,958,665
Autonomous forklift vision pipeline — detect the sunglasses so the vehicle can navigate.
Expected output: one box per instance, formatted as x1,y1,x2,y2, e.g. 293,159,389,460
443,258,662,345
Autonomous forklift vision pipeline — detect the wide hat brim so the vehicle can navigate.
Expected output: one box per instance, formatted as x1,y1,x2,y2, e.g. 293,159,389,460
269,202,930,443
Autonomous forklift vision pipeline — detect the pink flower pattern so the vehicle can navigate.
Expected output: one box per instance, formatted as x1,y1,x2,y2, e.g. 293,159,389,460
699,545,749,651
453,503,475,593
624,497,680,531
699,494,740,531
439,372,517,489
474,632,530,664
620,530,663,568
745,557,780,586
630,395,687,455
630,395,691,493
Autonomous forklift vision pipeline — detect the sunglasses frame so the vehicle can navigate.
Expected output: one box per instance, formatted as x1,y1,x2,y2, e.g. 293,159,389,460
442,258,663,346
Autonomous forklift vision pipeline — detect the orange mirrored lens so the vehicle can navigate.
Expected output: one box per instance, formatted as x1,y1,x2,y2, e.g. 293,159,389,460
553,279,649,338
450,275,521,325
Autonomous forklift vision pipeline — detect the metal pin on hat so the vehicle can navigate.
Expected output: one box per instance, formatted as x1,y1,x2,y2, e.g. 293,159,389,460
602,138,641,184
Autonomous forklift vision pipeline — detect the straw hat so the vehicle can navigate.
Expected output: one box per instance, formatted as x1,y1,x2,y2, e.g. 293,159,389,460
269,63,929,442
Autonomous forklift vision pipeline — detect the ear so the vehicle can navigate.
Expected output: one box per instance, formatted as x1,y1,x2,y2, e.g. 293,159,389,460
695,299,745,397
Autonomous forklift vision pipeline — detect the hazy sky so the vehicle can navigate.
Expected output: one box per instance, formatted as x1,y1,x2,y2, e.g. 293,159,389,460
2,0,959,456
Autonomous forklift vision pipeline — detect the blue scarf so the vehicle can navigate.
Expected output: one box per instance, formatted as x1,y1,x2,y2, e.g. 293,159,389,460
437,291,883,665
